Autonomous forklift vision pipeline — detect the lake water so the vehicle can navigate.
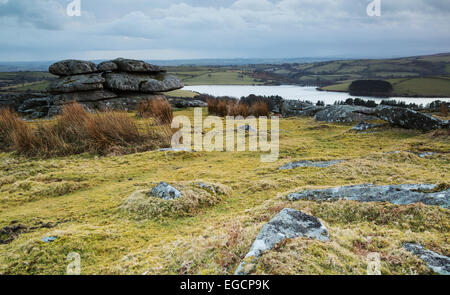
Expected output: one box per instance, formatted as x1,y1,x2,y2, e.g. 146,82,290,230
184,85,450,105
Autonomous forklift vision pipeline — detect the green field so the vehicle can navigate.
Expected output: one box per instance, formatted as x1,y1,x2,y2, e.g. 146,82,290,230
321,77,450,97
168,69,262,86
258,53,450,88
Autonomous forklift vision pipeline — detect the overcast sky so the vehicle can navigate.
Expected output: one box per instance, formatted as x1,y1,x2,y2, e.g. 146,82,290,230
0,0,449,61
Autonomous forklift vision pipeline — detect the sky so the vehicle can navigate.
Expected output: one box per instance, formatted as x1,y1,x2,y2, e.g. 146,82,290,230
0,0,449,61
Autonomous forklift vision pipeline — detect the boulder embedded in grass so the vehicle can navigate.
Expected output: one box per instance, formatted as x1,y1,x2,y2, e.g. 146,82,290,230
235,208,329,275
149,182,182,200
403,243,450,275
286,184,450,208
122,181,229,219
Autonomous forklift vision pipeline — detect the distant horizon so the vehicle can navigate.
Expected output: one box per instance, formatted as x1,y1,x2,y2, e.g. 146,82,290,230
1,51,449,64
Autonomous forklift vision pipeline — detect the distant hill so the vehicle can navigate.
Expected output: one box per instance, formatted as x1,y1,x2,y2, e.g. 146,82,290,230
0,57,341,72
250,53,450,86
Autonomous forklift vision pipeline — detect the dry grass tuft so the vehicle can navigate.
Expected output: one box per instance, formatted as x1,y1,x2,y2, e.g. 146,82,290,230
206,98,269,117
0,103,172,157
137,99,173,125
0,108,33,151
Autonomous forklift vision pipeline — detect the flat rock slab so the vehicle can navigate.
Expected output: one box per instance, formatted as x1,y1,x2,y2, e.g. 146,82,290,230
111,58,164,73
148,182,182,200
374,105,444,132
286,184,450,208
403,243,450,275
169,98,207,108
104,72,184,93
235,208,329,275
48,73,105,93
49,60,97,76
279,160,343,170
52,90,118,105
351,121,384,131
158,148,193,152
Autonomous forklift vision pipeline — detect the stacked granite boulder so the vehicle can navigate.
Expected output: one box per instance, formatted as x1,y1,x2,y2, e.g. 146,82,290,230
18,58,184,118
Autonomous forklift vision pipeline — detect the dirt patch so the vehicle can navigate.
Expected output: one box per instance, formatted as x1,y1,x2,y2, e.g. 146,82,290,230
0,220,64,244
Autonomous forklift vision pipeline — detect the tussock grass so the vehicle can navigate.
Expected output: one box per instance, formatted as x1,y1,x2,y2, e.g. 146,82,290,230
137,98,174,125
0,103,172,157
207,98,269,117
0,108,33,151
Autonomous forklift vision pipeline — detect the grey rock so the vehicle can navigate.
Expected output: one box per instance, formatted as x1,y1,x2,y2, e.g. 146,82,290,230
279,160,343,170
111,58,164,73
140,74,184,93
52,90,117,105
238,125,257,133
351,121,383,131
168,98,207,108
18,97,52,118
48,73,104,93
417,152,438,158
148,182,182,200
100,94,166,110
97,61,118,72
286,184,450,208
235,208,329,275
104,72,183,93
315,105,377,123
281,101,324,117
49,60,97,76
195,182,217,194
18,97,51,111
371,105,445,132
0,93,47,111
403,243,450,275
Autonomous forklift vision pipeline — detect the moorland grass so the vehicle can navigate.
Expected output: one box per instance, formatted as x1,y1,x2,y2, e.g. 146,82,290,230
0,109,448,275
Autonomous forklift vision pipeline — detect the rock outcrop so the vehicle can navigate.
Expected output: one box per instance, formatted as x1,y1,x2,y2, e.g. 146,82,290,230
281,101,324,117
18,58,184,118
167,97,207,108
314,105,378,123
286,184,450,208
235,208,329,275
280,101,447,131
0,92,48,111
368,105,445,132
403,243,450,275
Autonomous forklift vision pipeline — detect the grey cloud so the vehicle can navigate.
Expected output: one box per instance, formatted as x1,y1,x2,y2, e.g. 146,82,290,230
0,0,449,61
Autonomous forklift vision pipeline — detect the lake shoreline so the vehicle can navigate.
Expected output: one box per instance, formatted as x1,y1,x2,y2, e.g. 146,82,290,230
316,87,450,99
183,85,450,105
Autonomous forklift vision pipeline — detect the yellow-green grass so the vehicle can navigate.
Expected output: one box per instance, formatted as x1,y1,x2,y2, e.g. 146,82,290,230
0,109,449,275
182,71,262,86
321,77,450,97
2,80,50,92
163,89,199,98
